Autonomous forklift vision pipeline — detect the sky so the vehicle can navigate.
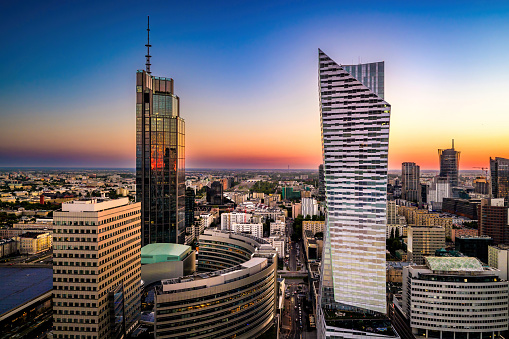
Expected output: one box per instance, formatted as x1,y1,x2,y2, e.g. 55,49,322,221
1,1,509,170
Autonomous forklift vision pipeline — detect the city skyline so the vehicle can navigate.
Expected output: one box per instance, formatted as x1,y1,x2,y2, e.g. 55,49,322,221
2,1,509,169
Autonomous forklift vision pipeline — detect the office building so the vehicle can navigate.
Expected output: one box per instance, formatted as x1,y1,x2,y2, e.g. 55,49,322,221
474,177,490,195
438,140,460,187
52,198,141,338
136,29,185,245
490,157,509,201
207,181,224,205
402,162,421,203
478,198,509,245
427,176,451,210
455,235,493,264
154,231,277,339
318,50,397,338
407,226,445,265
442,197,480,220
318,164,325,201
488,244,509,280
302,220,325,236
302,197,319,217
402,257,508,339
232,222,263,238
270,220,286,235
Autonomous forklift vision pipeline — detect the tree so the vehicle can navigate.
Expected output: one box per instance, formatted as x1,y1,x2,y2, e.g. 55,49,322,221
395,228,400,239
390,228,395,239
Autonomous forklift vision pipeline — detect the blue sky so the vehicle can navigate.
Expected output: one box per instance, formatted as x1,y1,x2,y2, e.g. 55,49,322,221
1,1,509,168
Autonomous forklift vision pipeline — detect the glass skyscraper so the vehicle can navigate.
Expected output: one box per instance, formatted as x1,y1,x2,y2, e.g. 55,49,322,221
319,49,390,315
490,157,509,202
136,70,185,245
438,140,460,188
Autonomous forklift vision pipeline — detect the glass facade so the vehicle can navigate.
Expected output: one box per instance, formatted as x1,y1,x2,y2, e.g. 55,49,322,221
438,141,460,188
490,157,509,202
136,70,185,245
319,50,390,315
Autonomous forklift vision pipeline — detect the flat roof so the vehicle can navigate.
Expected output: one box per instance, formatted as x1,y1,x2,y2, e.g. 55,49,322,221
425,256,483,272
141,243,191,264
0,267,53,316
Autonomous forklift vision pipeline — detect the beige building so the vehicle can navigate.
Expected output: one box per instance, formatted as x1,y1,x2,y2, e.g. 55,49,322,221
407,226,445,265
302,220,325,237
52,198,141,338
488,244,509,280
14,232,52,254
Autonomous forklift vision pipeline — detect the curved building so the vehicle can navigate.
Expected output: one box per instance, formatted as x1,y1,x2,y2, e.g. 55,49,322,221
154,230,277,339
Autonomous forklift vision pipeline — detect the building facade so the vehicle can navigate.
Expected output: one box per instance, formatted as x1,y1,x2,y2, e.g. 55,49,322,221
490,157,509,201
402,162,421,203
302,197,319,217
488,244,509,280
136,70,185,245
438,140,460,188
318,164,325,201
319,49,390,316
478,198,509,245
402,257,508,339
15,232,52,254
52,198,141,338
153,230,277,339
407,226,445,265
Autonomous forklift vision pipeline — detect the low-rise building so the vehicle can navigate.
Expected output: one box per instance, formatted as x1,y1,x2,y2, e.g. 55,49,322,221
232,223,263,238
14,232,52,254
488,244,509,280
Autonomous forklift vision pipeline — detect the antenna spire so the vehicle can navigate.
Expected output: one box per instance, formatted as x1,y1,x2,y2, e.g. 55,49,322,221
452,139,454,149
145,16,152,74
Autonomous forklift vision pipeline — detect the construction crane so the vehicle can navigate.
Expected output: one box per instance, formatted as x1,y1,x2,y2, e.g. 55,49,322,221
474,167,489,179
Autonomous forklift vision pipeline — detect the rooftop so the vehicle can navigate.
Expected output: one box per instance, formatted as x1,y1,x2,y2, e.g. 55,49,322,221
0,267,53,316
425,256,483,272
141,243,191,264
61,197,129,212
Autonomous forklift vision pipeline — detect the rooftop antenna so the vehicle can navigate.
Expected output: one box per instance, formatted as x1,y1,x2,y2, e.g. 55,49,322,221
452,139,454,149
145,16,152,74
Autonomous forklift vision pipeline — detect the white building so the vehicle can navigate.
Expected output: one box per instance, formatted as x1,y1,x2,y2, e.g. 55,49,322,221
427,177,451,210
319,50,390,315
200,213,214,229
220,212,251,231
270,220,286,236
231,223,263,238
266,236,285,259
301,197,319,217
403,256,508,338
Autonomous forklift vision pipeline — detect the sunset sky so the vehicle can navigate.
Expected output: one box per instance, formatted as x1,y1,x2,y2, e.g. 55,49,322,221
1,1,509,170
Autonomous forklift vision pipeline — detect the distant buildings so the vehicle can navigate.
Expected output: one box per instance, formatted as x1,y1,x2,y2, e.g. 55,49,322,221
232,222,263,238
318,49,393,338
402,257,508,338
427,176,451,210
407,225,445,265
136,69,185,245
490,157,509,201
220,212,251,231
478,198,509,245
402,162,421,203
438,140,460,187
52,198,141,338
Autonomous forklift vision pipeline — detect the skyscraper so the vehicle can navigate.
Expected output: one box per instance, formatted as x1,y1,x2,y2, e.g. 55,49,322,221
490,157,509,201
52,198,141,338
136,18,185,245
438,140,460,187
401,162,421,203
318,49,390,316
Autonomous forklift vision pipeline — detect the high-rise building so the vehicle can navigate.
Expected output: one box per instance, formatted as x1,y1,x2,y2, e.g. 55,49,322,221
490,157,509,201
136,20,185,245
318,49,391,319
407,225,445,265
401,162,421,203
52,198,141,338
478,198,509,245
427,176,451,210
438,140,460,187
184,187,195,245
301,197,319,217
318,164,325,201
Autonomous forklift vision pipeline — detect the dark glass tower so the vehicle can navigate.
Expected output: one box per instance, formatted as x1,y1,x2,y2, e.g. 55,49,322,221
490,157,509,202
318,164,325,201
438,140,460,187
136,71,185,245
